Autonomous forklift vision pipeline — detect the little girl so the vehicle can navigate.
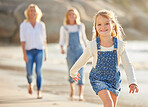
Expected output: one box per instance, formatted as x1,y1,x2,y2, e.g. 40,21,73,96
70,9,139,107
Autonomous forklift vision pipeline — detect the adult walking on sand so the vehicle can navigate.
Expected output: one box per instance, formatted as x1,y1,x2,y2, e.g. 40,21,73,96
20,4,47,99
59,8,88,101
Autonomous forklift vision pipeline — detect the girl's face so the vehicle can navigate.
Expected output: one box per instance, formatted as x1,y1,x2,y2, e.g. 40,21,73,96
95,15,114,37
68,10,76,24
28,6,37,20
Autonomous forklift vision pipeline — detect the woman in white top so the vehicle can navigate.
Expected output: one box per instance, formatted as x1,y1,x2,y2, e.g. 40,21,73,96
59,8,87,101
20,4,47,99
70,9,139,107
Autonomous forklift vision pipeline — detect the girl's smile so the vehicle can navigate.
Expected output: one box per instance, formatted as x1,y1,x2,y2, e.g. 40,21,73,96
96,16,114,37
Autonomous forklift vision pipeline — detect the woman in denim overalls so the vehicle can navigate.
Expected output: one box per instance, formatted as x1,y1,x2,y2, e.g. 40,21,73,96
59,8,87,101
70,10,139,107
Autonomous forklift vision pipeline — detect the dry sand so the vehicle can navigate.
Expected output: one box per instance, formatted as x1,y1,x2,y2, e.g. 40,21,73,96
0,69,102,107
0,43,148,107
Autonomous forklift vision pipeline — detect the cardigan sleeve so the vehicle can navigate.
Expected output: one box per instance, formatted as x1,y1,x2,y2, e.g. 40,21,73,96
121,48,137,85
70,42,92,78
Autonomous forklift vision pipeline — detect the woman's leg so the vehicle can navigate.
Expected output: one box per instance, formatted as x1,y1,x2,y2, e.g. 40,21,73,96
78,68,84,101
109,91,118,107
26,51,34,94
98,90,114,107
70,82,75,100
78,85,84,101
66,52,76,100
28,83,33,94
66,55,75,83
35,50,44,98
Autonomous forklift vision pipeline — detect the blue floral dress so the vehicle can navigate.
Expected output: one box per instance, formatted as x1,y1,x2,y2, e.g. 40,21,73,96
89,37,121,96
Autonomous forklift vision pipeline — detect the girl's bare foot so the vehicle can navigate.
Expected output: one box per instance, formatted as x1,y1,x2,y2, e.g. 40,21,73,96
28,83,33,94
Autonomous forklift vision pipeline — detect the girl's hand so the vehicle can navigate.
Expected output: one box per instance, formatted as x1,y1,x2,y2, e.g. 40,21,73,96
129,84,139,94
73,73,80,82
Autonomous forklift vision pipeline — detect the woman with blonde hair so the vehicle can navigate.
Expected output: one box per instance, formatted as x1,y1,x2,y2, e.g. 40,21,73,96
59,8,87,101
20,4,47,99
70,9,139,107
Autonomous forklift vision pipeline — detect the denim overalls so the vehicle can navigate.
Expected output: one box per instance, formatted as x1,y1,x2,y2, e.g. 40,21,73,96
64,25,84,85
89,37,121,96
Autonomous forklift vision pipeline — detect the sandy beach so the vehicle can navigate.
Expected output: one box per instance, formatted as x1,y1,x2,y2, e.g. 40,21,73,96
0,68,103,107
0,42,148,107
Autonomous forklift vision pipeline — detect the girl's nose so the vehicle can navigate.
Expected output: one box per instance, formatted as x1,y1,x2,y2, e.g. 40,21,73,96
100,26,105,29
101,25,106,30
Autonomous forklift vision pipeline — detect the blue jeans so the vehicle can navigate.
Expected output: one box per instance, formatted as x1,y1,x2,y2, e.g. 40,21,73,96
26,49,44,90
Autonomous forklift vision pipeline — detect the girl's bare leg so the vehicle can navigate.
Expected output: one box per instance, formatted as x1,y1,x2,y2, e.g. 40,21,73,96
98,89,114,107
109,91,118,107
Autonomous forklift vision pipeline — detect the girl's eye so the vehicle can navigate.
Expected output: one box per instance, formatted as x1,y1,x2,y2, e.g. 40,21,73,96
106,23,109,25
97,24,101,26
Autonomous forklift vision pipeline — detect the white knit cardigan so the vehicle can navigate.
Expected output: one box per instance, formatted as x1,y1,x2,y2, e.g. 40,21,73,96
70,39,137,85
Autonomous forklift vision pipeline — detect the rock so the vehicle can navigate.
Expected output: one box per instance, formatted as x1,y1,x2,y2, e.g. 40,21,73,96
0,14,17,38
0,0,148,43
124,28,148,40
132,16,148,35
130,5,148,36
118,16,131,28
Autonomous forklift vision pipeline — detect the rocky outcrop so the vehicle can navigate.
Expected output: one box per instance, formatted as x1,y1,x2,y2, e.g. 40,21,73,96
124,28,147,40
0,0,148,44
